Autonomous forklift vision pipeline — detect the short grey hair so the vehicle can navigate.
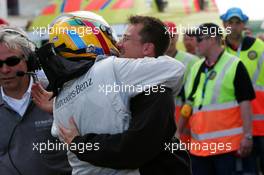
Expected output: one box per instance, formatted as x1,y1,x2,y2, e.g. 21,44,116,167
0,25,35,60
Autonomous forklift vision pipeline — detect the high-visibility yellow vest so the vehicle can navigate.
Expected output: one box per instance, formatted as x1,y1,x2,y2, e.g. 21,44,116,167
226,38,264,136
174,51,199,144
185,51,243,156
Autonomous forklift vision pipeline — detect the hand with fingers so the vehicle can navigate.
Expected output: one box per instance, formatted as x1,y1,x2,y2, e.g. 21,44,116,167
31,82,54,113
58,117,80,145
238,137,253,157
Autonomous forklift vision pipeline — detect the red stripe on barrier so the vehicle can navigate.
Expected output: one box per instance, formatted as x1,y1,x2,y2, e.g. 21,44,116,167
112,0,133,9
41,4,57,15
193,0,201,12
64,0,82,12
84,0,108,11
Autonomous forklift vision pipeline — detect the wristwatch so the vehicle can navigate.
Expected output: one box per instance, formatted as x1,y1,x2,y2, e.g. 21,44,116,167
245,134,253,140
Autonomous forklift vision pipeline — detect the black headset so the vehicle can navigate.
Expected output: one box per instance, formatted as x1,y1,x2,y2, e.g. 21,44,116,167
26,51,40,72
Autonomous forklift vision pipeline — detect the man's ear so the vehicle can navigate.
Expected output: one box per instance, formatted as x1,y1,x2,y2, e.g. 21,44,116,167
142,43,155,57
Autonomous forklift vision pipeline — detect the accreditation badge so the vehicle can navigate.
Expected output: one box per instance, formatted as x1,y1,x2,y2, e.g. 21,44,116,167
209,70,217,80
248,50,258,60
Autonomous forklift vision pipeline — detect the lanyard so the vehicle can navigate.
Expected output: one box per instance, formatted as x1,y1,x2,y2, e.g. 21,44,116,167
226,38,243,57
202,68,210,98
199,68,216,110
236,41,243,57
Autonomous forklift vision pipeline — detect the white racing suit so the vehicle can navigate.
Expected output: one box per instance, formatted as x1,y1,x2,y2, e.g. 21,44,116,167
52,55,185,175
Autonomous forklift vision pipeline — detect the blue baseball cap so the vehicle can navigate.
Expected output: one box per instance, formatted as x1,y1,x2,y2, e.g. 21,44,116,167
220,7,248,22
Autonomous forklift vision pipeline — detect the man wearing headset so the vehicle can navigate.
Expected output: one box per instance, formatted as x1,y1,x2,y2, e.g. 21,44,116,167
32,12,190,175
0,26,71,175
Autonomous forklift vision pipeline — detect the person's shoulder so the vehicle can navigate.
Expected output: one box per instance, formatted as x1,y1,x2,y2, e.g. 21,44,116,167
111,57,139,70
254,37,264,47
223,51,240,59
113,55,185,72
242,36,256,50
178,50,196,58
181,51,200,62
158,55,185,66
113,55,175,65
94,56,118,68
96,55,116,63
222,51,241,66
193,57,204,66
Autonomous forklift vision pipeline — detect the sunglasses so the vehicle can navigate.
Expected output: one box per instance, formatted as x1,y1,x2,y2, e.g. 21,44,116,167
196,36,210,43
0,56,22,68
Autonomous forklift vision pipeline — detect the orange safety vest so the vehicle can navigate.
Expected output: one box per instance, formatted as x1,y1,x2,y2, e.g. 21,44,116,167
226,38,264,136
185,52,243,156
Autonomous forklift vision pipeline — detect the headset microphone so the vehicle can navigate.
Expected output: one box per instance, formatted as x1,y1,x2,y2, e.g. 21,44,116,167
16,71,39,82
